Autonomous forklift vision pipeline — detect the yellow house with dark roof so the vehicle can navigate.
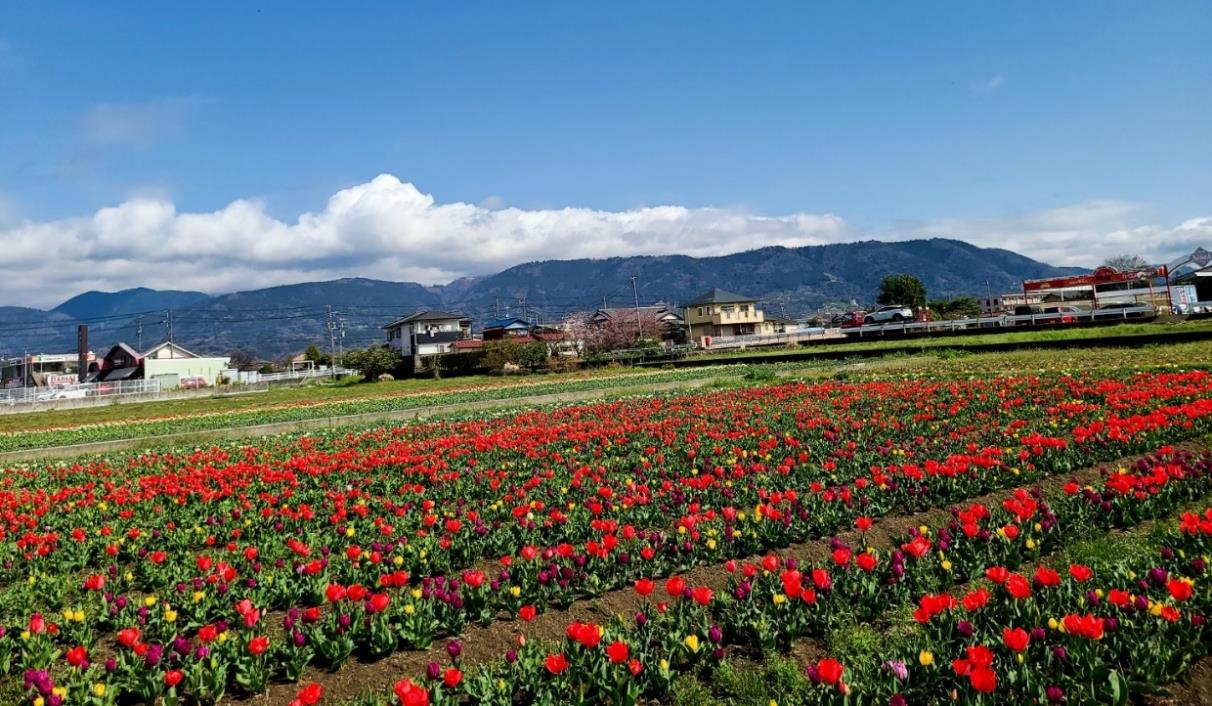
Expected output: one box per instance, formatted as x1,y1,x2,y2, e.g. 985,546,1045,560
683,288,774,339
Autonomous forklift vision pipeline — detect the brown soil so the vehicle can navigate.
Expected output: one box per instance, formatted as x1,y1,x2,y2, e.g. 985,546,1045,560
1145,657,1212,706
222,444,1206,705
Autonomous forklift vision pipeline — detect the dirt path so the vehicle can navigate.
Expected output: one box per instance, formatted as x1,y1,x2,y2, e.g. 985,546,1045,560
223,444,1186,705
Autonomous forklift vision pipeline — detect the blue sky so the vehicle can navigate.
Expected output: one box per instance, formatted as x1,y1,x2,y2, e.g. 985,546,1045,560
0,2,1209,305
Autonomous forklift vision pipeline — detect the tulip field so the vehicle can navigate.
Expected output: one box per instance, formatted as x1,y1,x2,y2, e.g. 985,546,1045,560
5,360,1212,705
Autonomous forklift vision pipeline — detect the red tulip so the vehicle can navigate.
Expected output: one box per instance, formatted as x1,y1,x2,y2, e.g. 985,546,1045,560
606,640,630,664
1002,626,1030,652
393,678,430,706
1168,578,1194,601
463,570,486,588
65,645,88,668
368,593,391,613
816,658,844,685
545,653,570,674
1068,564,1093,582
248,635,270,656
117,627,141,648
294,683,324,706
1006,573,1032,599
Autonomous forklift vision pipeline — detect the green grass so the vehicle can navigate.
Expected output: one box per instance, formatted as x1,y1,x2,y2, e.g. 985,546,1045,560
0,366,724,436
693,656,814,706
684,318,1212,362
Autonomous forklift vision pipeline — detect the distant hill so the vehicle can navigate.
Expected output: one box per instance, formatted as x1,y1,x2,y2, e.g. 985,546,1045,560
0,238,1085,359
174,278,443,357
53,287,211,320
444,239,1085,319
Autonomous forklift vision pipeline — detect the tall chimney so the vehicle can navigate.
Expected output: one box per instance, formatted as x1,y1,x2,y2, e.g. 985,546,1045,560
77,325,89,382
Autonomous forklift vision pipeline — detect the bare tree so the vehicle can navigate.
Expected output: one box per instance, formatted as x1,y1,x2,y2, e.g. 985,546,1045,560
1103,254,1150,271
226,349,260,371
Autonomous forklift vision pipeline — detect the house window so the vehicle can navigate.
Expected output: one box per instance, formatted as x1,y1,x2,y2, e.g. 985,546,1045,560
697,307,704,317
740,304,749,313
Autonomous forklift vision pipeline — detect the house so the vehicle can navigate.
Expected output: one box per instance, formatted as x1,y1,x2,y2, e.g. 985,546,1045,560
383,310,473,358
590,306,687,344
87,341,231,389
479,317,574,355
683,288,773,340
0,352,95,389
141,342,231,388
764,315,798,334
481,317,535,340
89,343,143,383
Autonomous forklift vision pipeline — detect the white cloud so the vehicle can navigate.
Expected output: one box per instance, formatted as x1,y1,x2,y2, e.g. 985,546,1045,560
972,74,1007,94
896,200,1212,267
0,175,851,307
0,176,1206,308
84,96,210,147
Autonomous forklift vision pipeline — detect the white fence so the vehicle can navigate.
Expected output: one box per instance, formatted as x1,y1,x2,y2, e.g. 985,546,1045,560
234,366,353,384
703,328,843,350
0,379,162,406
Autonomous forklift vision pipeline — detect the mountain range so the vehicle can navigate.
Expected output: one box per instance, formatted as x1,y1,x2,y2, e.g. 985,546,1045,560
0,238,1084,359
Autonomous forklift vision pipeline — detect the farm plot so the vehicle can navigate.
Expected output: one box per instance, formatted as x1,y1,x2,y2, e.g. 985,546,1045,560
4,368,1212,705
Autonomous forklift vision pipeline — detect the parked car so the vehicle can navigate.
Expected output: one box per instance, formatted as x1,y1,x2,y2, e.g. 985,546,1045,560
864,305,913,324
179,376,208,390
35,388,88,401
836,311,867,328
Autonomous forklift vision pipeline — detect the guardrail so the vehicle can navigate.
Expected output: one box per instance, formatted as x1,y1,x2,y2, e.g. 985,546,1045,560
704,328,842,349
234,366,354,384
843,306,1158,337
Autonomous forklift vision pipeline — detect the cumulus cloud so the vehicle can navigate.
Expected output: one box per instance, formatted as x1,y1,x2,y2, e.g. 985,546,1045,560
0,175,851,307
84,96,211,147
0,175,1207,308
896,200,1212,267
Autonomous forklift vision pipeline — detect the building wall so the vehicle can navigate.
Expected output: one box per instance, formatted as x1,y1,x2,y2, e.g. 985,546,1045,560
686,302,766,338
144,357,231,389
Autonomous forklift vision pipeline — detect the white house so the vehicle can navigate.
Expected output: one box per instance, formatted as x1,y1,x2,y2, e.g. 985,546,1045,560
383,310,473,357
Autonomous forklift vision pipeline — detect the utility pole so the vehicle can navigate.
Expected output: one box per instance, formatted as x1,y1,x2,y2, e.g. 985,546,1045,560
337,318,346,371
166,310,174,357
327,305,337,370
136,315,144,352
631,276,642,343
